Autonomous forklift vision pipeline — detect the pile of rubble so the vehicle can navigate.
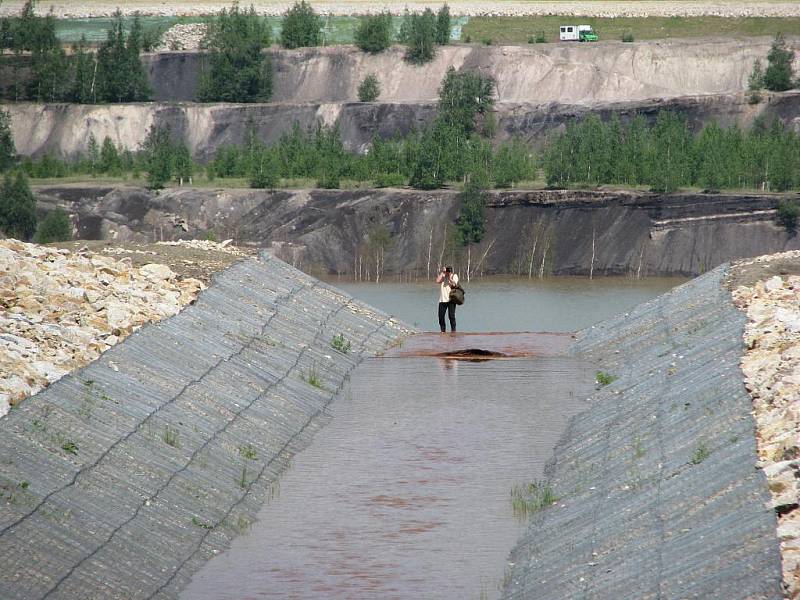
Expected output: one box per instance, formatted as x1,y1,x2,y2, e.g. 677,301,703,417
154,22,207,51
0,240,206,416
732,251,800,597
156,239,247,255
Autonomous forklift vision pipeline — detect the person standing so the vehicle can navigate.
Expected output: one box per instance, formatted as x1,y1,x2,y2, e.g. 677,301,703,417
436,266,458,333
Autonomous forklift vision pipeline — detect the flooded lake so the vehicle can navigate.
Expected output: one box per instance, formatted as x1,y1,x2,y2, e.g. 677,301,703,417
330,276,687,332
180,279,684,599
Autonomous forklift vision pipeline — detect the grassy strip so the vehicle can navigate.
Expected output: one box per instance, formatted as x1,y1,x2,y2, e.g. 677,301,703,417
30,176,793,195
461,16,800,44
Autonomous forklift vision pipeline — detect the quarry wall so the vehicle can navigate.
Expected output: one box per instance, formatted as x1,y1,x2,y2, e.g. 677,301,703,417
4,39,800,159
5,91,800,160
35,185,800,278
143,39,793,105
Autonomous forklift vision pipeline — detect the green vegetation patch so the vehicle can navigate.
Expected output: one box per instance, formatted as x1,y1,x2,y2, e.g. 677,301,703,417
511,480,557,520
461,16,800,45
595,371,617,387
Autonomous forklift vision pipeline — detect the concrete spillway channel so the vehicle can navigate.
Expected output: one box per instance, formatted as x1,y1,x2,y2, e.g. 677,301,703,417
0,256,785,598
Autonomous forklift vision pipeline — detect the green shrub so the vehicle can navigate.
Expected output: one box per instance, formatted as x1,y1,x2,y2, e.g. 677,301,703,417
764,33,795,92
249,150,280,189
373,172,406,187
404,9,437,64
142,125,174,190
34,208,72,243
777,199,799,234
596,371,617,386
0,172,37,240
357,74,381,102
280,0,323,49
354,12,392,53
691,442,711,465
482,38,492,45
622,31,634,42
198,2,273,102
494,139,534,188
99,136,121,174
0,110,15,172
748,59,764,91
748,90,763,104
435,4,451,45
331,333,351,353
95,11,152,102
511,481,557,519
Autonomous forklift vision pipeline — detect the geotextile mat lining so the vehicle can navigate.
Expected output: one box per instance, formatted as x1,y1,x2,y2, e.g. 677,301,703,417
0,252,411,600
503,265,784,599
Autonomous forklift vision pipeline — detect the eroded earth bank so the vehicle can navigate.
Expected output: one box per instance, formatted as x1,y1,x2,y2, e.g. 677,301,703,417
33,184,800,278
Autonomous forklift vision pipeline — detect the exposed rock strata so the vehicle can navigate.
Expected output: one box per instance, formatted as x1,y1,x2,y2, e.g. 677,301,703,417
33,185,800,278
4,92,799,161
733,251,800,598
0,239,243,415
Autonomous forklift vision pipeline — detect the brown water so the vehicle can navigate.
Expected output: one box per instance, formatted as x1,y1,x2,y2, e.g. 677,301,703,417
181,336,597,600
331,276,687,332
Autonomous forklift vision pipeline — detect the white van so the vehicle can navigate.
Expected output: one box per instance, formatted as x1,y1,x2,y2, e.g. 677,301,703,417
559,25,597,42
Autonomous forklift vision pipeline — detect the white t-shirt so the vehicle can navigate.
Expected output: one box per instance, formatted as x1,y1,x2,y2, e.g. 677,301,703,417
439,273,459,303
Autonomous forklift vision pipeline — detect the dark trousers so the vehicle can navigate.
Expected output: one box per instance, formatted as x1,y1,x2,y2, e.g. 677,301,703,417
438,301,456,332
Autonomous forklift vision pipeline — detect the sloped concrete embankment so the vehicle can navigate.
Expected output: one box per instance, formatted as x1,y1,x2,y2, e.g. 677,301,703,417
502,266,783,599
35,185,800,277
0,253,411,599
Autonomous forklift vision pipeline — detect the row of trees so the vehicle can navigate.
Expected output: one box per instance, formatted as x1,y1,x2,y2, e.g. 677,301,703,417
0,1,152,103
749,34,797,95
5,106,800,196
0,1,454,105
543,111,800,193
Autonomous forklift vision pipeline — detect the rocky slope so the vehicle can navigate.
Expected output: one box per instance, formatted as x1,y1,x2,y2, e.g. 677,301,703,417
0,239,246,416
33,184,800,278
731,251,800,597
